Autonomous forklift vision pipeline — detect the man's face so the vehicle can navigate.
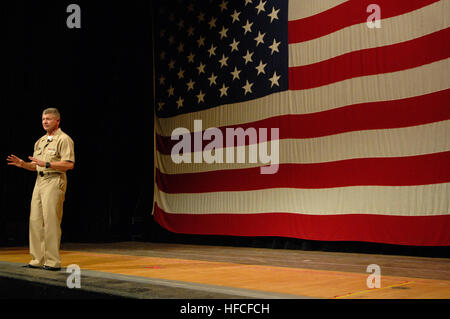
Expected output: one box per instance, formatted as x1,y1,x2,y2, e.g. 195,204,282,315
42,113,60,133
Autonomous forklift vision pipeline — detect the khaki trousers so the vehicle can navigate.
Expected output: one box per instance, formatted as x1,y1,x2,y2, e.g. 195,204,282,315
29,173,67,268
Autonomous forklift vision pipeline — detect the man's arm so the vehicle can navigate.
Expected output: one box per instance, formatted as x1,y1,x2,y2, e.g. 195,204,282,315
28,156,74,172
6,155,37,171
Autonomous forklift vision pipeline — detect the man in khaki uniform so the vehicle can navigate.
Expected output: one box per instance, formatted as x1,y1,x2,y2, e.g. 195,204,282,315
7,108,75,271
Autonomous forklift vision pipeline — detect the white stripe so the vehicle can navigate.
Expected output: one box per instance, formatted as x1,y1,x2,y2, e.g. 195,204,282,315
155,59,450,136
288,0,349,21
157,120,450,174
155,183,450,216
289,1,450,67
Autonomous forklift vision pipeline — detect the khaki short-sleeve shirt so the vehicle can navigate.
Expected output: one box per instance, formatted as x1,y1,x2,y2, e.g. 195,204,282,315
33,128,75,173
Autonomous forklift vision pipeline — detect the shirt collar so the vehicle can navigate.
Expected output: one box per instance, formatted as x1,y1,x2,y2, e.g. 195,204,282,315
42,128,62,143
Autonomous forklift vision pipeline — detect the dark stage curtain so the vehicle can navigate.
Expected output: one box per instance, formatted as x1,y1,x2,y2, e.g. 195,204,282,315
1,0,154,244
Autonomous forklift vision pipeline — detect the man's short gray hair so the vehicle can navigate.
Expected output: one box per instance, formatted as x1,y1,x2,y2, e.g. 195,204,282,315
43,108,60,119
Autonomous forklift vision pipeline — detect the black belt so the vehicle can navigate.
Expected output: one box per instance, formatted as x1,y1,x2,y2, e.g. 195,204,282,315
38,171,61,177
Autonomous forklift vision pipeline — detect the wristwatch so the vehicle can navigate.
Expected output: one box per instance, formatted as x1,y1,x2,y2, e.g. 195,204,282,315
45,162,51,168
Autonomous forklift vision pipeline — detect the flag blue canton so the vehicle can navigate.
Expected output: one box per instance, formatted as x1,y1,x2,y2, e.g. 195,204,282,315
154,0,289,118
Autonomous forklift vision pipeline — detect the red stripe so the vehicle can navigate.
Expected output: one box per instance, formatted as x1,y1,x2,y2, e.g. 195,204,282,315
153,203,450,246
289,28,450,90
288,0,439,43
157,151,450,193
156,89,450,154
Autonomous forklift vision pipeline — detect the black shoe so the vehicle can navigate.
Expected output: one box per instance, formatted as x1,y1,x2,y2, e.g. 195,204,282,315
43,265,61,271
23,264,41,269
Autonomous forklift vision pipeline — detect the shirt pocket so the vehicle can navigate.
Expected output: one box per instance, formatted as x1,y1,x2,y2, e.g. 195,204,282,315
34,147,42,157
45,147,59,162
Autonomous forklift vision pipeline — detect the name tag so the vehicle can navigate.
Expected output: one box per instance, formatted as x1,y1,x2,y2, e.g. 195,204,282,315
47,147,57,155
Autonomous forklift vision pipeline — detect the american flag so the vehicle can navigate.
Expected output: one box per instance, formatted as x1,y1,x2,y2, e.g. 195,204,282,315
153,0,450,246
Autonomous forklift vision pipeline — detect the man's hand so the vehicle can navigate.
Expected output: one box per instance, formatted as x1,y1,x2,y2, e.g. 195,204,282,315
28,156,45,167
6,154,24,168
7,154,37,171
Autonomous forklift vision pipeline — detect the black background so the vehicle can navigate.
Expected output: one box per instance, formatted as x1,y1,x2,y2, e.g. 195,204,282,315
1,1,448,257
1,0,155,244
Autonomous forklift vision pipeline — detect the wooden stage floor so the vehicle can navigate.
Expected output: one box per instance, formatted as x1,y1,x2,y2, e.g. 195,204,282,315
0,242,449,299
